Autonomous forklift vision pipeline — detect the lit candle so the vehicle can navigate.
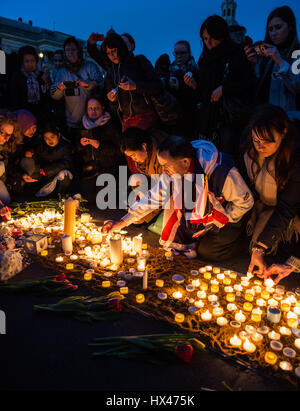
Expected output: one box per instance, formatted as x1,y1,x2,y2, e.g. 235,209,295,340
203,272,211,280
80,213,91,223
213,307,224,317
261,290,270,300
120,287,128,294
234,284,243,292
61,235,73,254
173,291,183,299
245,290,254,302
66,263,74,270
205,265,213,271
279,326,292,336
229,272,237,280
212,267,220,274
192,279,200,287
245,325,256,335
194,300,204,308
137,256,147,271
264,278,275,289
217,317,228,326
55,256,64,263
251,308,262,323
224,286,234,293
208,294,218,303
102,280,111,288
239,331,249,341
200,282,208,291
142,271,148,290
217,273,225,281
275,285,285,295
294,338,300,350
256,298,266,307
230,334,242,347
268,331,281,341
267,298,279,307
235,310,246,323
197,290,206,299
243,338,256,353
251,332,263,344
133,235,143,255
227,303,237,312
156,279,164,287
226,293,235,302
243,302,253,312
201,310,212,321
64,197,77,241
287,311,298,328
136,294,145,304
175,313,185,323
41,250,48,256
281,300,291,313
110,235,123,265
265,351,278,365
84,272,93,281
70,254,78,261
223,277,231,285
279,361,293,372
211,284,219,293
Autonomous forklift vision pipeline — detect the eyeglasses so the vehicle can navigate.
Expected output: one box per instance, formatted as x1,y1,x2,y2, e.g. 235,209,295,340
0,129,12,140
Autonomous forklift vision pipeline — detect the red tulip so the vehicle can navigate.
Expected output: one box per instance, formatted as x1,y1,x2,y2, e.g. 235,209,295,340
175,344,194,363
108,298,123,312
54,273,68,282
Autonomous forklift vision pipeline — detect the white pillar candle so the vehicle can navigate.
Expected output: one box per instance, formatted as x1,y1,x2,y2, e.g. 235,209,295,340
61,235,73,254
64,197,77,241
133,235,143,255
110,235,123,265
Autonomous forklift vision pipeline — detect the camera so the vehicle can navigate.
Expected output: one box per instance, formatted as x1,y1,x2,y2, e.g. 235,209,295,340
63,81,79,88
253,41,270,56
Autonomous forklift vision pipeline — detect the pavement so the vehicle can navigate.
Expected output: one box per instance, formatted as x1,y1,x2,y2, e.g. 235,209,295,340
0,207,299,392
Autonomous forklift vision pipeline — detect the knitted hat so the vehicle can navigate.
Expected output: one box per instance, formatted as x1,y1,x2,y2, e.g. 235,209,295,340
14,110,37,134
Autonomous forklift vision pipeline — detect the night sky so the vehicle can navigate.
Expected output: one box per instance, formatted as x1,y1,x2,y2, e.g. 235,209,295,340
1,0,300,64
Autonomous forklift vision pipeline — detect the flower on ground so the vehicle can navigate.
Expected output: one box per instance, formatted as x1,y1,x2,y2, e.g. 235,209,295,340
175,344,194,363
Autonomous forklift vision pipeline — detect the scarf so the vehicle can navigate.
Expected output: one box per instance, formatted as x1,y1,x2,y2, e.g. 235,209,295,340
82,112,111,130
21,68,40,104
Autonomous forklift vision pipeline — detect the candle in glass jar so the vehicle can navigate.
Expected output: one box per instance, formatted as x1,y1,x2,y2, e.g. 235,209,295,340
261,290,270,300
223,277,231,285
211,284,219,293
110,235,123,265
62,235,73,254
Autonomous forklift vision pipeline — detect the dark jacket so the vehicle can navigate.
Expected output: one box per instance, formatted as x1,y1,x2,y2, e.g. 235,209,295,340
100,32,163,118
77,119,124,173
34,138,73,178
196,38,256,137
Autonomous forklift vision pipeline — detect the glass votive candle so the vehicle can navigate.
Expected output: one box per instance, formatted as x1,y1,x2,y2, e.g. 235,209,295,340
136,294,145,304
217,317,228,326
156,279,164,287
175,313,185,323
251,308,262,322
226,293,235,302
243,302,253,312
265,351,278,365
251,332,263,344
102,280,111,288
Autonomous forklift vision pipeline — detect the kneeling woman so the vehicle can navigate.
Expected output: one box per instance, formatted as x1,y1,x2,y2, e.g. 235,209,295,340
244,105,300,279
22,122,74,198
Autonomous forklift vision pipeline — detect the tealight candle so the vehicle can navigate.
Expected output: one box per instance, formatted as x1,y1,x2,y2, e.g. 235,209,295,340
84,272,92,281
120,287,128,294
245,290,254,301
41,250,48,256
199,267,206,274
217,273,225,281
158,293,167,300
235,310,246,323
268,331,281,341
173,291,183,300
212,267,221,274
239,331,250,341
226,293,235,302
223,277,231,285
230,320,241,328
117,280,126,287
265,351,278,365
227,303,237,312
230,334,242,347
234,284,243,292
197,290,207,299
194,300,204,308
283,347,296,359
273,293,283,302
192,279,200,287
279,361,293,372
205,265,213,271
213,307,224,317
224,286,234,293
251,332,263,344
261,290,270,300
275,285,285,295
224,270,231,276
256,298,267,307
186,285,195,292
280,326,292,336
217,317,228,326
188,306,199,314
208,294,218,303
245,325,256,335
127,258,135,265
203,272,211,280
201,310,212,321
102,280,111,288
70,254,78,261
270,341,283,351
211,284,219,293
229,272,237,280
243,338,256,353
257,326,269,335
55,256,64,263
267,298,279,307
136,294,145,304
156,279,164,287
294,338,300,350
251,308,262,323
243,302,253,312
200,282,208,291
190,270,198,276
281,300,291,312
66,263,74,270
287,311,298,328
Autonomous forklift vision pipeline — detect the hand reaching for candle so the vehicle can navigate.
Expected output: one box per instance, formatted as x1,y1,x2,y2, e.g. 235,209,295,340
265,263,295,285
102,219,127,234
247,248,267,278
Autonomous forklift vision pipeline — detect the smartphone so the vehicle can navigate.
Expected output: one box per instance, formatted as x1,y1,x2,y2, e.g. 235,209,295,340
253,41,270,56
63,81,78,88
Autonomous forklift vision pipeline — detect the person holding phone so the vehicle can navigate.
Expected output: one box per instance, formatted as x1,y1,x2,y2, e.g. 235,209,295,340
244,6,300,114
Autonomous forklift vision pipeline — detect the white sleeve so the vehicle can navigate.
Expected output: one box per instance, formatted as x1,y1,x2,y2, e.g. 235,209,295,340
221,167,254,223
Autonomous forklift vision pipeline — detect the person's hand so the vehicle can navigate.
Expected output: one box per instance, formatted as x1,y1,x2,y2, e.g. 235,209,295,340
119,76,136,91
211,86,223,102
25,150,34,158
183,72,197,89
23,174,38,183
88,32,104,44
247,249,267,278
102,220,127,234
107,89,118,102
89,139,100,149
56,82,66,91
244,45,259,63
262,44,283,67
78,80,89,88
0,205,11,220
97,112,111,125
265,263,295,285
80,137,89,146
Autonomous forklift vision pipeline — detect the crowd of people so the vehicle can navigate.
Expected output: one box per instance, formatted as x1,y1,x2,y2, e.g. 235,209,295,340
0,5,299,283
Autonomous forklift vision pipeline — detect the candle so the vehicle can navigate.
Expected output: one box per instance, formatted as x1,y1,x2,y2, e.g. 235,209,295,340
270,341,283,351
175,313,185,323
251,332,263,344
55,256,64,263
156,279,164,287
201,310,212,321
80,213,91,223
205,265,213,271
66,263,74,270
239,331,250,341
194,300,204,308
102,280,111,288
245,325,256,335
91,233,102,245
234,284,243,292
226,293,235,302
235,310,246,323
142,271,148,290
217,273,225,281
264,278,275,289
261,290,270,300
223,277,231,285
265,351,278,365
283,347,296,359
208,294,218,303
279,326,292,336
229,271,237,280
267,307,281,324
268,331,281,341
61,235,73,254
243,302,253,312
211,284,219,293
243,338,256,353
273,293,283,302
197,290,206,299
199,267,206,274
212,267,221,274
245,291,254,302
256,298,266,307
257,326,270,335
230,334,242,347
281,300,290,313
294,338,300,350
70,254,78,261
213,307,224,317
64,197,77,241
133,235,143,255
275,285,285,295
173,274,185,284
173,291,183,299
120,287,128,294
137,256,147,271
158,293,167,300
279,361,293,372
227,303,237,312
230,321,242,329
84,272,93,281
110,235,123,265
200,282,208,291
136,294,145,304
287,311,298,328
217,317,228,326
251,308,262,323
190,270,199,276
41,250,48,256
192,279,200,287
203,272,211,280
224,286,234,293
127,258,135,265
267,298,279,307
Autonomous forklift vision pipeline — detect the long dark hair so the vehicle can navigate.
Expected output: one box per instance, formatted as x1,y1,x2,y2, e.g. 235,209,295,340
265,6,299,52
199,15,230,57
244,104,299,190
101,31,129,65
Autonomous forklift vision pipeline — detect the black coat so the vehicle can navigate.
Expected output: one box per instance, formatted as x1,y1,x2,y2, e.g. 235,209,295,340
196,39,256,137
